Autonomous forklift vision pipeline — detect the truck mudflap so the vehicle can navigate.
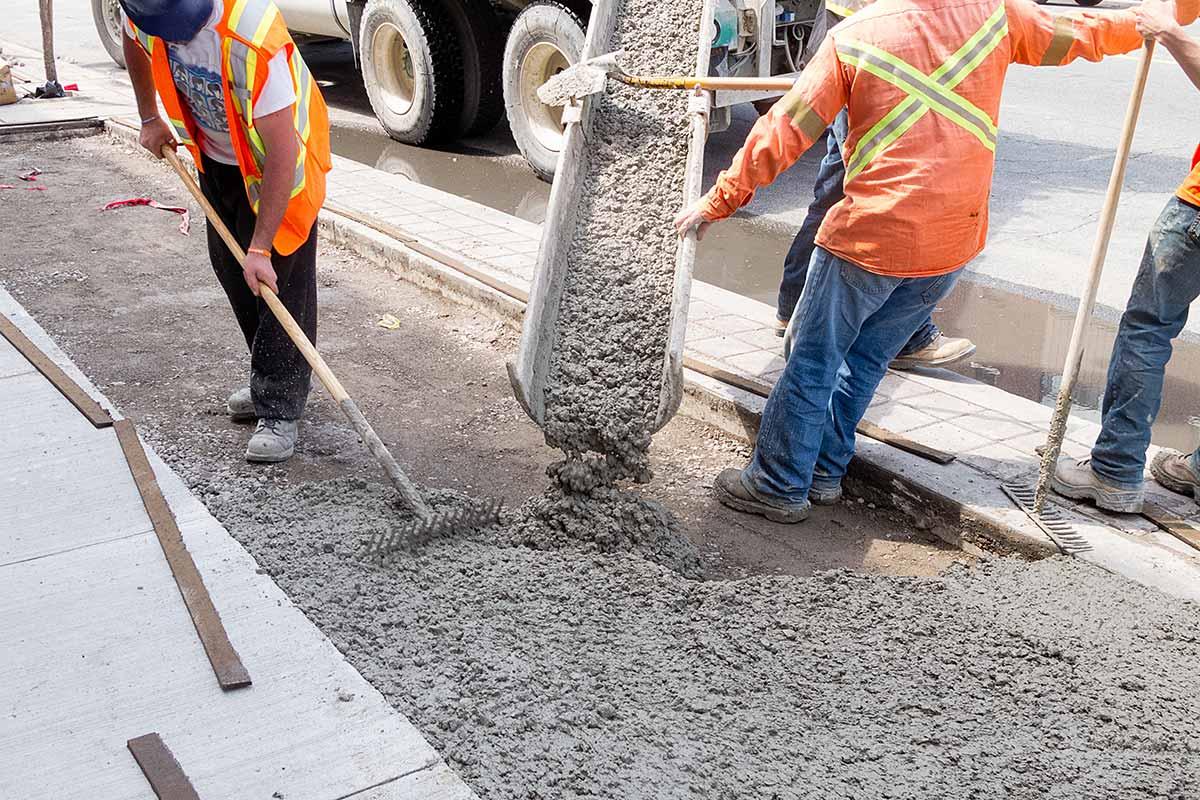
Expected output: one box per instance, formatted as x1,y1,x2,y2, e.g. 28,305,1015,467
507,0,715,438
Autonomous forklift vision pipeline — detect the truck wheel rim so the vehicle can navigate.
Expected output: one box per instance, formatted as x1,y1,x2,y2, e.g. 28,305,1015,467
373,22,415,116
103,0,124,45
520,42,570,153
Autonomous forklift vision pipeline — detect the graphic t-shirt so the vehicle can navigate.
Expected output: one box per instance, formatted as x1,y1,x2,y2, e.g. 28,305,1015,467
128,0,296,165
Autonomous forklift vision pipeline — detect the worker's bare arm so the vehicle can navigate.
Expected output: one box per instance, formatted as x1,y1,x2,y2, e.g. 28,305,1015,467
1138,0,1200,91
241,105,299,296
123,30,175,159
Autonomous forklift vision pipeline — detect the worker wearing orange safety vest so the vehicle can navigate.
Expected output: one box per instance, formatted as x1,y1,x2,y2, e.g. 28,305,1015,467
777,0,978,371
119,0,332,463
676,0,1196,524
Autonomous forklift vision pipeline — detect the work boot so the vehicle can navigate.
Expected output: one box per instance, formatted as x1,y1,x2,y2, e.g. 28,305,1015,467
246,418,299,463
1050,457,1144,514
713,467,810,523
890,334,977,371
809,481,843,506
226,387,255,423
1150,450,1200,502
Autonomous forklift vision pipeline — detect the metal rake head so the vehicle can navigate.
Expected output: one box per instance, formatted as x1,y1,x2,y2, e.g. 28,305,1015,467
1002,482,1092,555
365,497,504,558
536,50,628,105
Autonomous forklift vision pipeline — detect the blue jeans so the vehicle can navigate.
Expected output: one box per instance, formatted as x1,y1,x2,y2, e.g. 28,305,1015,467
1091,196,1200,487
777,109,938,357
746,247,961,503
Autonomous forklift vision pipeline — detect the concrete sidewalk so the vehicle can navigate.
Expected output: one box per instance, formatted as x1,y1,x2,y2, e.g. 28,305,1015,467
0,287,475,799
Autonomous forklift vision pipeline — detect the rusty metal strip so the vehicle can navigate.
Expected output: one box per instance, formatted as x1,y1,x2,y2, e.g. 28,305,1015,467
321,202,950,465
1142,501,1200,553
324,200,418,244
405,241,531,303
683,355,956,465
127,733,201,800
0,313,113,428
114,419,252,690
322,203,530,303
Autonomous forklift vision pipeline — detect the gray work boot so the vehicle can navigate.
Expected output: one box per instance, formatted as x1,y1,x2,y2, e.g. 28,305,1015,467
809,482,844,506
891,334,977,371
246,418,298,463
1150,450,1200,502
226,387,255,423
1050,457,1144,514
713,467,810,523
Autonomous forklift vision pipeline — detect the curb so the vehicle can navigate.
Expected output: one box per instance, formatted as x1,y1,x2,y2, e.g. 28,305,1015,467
101,118,1057,561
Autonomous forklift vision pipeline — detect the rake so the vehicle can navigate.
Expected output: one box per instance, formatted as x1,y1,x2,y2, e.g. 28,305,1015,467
160,147,501,551
537,49,796,106
1008,41,1156,550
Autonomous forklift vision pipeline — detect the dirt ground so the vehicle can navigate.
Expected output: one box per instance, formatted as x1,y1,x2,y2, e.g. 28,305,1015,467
0,134,966,581
6,137,1200,800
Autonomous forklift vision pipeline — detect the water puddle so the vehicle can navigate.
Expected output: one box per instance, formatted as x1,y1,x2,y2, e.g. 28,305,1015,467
698,222,1200,454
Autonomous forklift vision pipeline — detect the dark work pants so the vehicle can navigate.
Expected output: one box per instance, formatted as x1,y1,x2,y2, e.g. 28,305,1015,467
198,155,317,421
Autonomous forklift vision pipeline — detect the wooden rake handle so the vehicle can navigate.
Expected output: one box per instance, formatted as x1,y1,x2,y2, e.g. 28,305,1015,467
618,75,796,92
1033,40,1156,512
161,146,431,516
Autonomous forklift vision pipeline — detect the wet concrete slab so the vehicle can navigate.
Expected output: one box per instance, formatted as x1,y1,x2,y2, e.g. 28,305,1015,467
0,287,476,800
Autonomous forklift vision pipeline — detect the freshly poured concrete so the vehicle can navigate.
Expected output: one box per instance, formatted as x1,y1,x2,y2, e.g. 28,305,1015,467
0,289,475,800
203,473,1200,800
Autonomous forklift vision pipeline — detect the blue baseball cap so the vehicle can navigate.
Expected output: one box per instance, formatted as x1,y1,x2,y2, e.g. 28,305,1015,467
118,0,214,42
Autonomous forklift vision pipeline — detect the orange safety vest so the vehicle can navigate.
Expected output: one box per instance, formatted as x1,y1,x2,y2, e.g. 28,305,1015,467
1177,143,1200,208
701,0,1198,278
127,0,331,256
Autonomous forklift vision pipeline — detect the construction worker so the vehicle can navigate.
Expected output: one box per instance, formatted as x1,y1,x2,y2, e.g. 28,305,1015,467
676,0,1191,523
1053,0,1200,514
119,0,331,462
776,0,977,370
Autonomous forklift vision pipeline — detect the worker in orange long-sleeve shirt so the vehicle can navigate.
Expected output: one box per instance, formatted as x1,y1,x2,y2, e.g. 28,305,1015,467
675,0,1193,524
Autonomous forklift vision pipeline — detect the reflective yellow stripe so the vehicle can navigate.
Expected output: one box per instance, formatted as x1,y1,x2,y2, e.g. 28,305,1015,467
846,3,1006,178
777,88,828,141
826,0,871,18
224,0,313,202
839,4,1006,180
1041,15,1076,66
168,116,195,145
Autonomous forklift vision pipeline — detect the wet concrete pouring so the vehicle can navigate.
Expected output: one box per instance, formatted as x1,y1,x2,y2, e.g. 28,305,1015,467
5,137,1200,799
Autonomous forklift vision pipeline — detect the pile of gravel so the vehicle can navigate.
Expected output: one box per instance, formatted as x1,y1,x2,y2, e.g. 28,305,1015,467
203,476,1200,800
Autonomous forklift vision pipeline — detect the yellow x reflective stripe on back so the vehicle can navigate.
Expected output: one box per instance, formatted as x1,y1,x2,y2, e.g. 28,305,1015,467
838,3,1007,180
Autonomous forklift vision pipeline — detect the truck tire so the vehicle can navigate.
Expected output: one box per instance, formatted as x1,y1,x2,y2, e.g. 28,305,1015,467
92,0,126,68
361,0,464,144
444,0,506,136
503,1,587,182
